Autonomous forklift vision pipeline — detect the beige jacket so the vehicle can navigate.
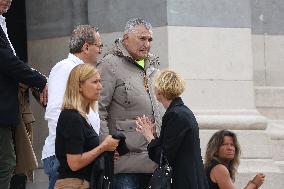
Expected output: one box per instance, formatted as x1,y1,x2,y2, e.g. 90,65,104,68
14,85,38,181
97,39,164,174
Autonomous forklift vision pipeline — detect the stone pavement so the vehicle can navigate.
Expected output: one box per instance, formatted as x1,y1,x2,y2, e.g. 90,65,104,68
26,169,48,189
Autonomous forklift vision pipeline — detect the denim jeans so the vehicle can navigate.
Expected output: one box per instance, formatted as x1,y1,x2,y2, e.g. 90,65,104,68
43,156,59,189
113,173,152,189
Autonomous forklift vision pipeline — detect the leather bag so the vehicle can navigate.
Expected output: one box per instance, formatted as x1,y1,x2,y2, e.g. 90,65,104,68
148,151,172,189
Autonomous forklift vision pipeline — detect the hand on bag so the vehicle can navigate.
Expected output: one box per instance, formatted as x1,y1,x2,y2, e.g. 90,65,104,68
100,135,119,152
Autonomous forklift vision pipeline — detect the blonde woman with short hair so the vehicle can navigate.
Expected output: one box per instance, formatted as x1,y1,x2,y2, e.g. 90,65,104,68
136,70,208,189
54,64,119,189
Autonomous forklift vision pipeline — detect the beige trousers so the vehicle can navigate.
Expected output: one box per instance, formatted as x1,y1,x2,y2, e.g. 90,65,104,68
54,178,90,189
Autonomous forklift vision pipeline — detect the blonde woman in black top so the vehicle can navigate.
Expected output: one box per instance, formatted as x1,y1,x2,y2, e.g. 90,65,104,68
55,64,119,189
204,130,265,189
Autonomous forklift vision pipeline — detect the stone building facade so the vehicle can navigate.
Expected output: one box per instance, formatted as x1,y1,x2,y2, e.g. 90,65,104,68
19,0,284,188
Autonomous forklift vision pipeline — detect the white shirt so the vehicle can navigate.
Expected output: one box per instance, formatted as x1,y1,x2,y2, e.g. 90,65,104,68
42,53,100,160
0,15,16,55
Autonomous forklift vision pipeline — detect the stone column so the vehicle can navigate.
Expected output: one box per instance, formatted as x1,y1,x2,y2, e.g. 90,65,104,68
252,0,284,172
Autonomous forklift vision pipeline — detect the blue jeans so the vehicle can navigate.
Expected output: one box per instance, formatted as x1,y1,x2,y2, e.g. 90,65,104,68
113,173,152,189
43,156,59,189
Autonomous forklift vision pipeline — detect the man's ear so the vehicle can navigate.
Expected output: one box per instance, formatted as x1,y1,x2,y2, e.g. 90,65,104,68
81,43,89,53
123,33,129,41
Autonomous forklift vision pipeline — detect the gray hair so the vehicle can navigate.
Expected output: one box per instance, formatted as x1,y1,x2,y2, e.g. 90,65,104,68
124,18,152,34
69,25,98,54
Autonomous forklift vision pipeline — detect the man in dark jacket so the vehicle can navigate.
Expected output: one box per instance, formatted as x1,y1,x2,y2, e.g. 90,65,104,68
0,0,48,188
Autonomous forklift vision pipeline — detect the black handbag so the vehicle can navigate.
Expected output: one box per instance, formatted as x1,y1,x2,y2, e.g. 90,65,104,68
90,153,112,189
90,133,129,189
148,150,172,189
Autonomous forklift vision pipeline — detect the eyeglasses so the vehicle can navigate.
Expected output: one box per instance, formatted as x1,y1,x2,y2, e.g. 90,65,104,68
94,43,103,49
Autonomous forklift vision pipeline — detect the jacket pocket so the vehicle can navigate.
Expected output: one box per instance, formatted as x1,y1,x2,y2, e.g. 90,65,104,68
113,79,132,107
115,120,148,152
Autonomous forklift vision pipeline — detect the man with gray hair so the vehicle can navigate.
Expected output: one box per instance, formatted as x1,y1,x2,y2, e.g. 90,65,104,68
42,25,103,189
97,18,164,189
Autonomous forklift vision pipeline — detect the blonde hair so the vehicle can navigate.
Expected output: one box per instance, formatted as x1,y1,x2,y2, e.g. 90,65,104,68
62,64,99,113
155,70,185,100
204,130,241,181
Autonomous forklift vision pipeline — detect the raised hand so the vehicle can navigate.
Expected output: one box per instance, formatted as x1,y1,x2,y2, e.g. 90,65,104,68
136,115,155,142
251,173,265,188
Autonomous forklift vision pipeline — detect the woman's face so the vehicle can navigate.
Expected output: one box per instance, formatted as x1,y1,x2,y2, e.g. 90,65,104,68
217,136,235,162
80,73,102,102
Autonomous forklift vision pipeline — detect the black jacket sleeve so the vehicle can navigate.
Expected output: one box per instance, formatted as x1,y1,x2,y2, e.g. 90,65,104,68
147,138,162,164
0,38,47,92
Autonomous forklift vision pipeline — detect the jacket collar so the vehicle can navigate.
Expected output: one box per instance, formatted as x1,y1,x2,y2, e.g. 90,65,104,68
68,53,84,65
114,38,133,59
165,97,184,114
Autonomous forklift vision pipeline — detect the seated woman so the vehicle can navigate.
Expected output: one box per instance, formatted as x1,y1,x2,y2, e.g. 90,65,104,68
54,64,119,189
204,130,265,189
136,70,208,189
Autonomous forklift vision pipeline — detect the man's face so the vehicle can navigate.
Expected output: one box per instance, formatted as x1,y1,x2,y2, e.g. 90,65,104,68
86,31,102,65
0,0,12,15
124,25,153,60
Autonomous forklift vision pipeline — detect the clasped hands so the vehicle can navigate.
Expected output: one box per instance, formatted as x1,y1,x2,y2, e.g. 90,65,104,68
136,115,156,142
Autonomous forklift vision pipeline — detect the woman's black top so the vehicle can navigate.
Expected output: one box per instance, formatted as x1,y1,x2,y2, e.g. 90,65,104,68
55,109,99,181
205,159,221,189
147,97,209,189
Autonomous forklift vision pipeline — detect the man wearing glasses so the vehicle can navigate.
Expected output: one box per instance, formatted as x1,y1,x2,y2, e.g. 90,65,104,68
42,25,103,189
97,18,164,189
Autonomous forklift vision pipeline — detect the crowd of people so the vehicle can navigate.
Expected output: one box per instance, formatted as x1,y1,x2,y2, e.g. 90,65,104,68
0,0,266,189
